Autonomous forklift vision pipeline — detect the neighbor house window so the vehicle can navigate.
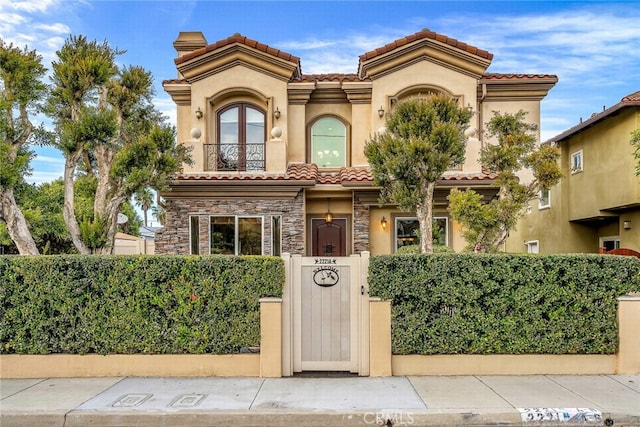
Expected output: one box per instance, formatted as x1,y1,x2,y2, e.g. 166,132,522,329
189,216,200,255
311,117,347,168
214,103,265,171
600,237,620,252
539,188,550,209
525,240,539,254
571,150,583,174
210,216,263,255
395,216,448,251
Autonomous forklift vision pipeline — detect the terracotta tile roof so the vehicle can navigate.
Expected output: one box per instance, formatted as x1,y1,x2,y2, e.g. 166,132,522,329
359,28,493,62
549,90,640,143
295,73,364,83
175,164,496,186
175,33,300,66
162,78,187,85
622,90,640,102
481,73,559,81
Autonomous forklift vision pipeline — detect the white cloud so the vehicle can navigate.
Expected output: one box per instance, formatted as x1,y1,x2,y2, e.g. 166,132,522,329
34,22,70,34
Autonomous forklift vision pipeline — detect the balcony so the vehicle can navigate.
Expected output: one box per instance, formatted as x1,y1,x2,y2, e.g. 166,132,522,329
204,143,265,172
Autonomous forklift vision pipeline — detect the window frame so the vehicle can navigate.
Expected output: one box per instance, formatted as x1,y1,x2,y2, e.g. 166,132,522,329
525,240,539,254
308,115,350,169
538,188,551,210
215,102,266,172
189,215,200,255
393,215,449,252
209,215,264,255
571,150,583,174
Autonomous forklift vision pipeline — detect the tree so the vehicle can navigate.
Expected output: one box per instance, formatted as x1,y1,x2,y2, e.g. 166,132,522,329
365,95,472,253
630,129,640,176
0,40,48,255
47,35,191,254
448,110,562,252
134,187,153,227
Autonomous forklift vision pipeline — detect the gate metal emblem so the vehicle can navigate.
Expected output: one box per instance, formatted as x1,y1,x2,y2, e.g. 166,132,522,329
312,266,340,287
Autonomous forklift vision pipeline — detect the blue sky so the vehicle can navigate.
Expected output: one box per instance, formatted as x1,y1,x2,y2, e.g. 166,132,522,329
2,0,640,187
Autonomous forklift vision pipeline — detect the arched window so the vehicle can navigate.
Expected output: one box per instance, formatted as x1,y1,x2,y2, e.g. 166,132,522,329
310,117,347,168
216,103,265,171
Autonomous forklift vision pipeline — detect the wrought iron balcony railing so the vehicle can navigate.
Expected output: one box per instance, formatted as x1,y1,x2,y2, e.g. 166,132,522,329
204,143,265,172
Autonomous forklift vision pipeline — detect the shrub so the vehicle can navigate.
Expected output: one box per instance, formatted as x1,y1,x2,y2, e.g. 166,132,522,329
0,255,284,355
368,253,640,355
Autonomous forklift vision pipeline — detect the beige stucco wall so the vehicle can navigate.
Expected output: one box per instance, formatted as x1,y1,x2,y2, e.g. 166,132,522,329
507,107,640,254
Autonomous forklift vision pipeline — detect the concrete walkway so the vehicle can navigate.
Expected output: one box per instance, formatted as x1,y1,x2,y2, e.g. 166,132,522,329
1,375,638,426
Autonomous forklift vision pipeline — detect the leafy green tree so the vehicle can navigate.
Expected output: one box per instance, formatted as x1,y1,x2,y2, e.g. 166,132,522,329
0,40,48,255
47,35,191,254
364,95,472,253
630,129,640,176
134,187,154,227
448,110,562,252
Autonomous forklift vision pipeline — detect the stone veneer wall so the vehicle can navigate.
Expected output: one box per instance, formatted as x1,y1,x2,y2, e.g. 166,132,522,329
353,199,370,253
155,192,305,255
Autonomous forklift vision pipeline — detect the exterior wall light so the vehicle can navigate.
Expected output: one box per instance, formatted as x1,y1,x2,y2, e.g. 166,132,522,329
624,220,632,230
378,106,385,118
195,107,203,119
324,199,333,225
380,216,388,230
274,107,281,120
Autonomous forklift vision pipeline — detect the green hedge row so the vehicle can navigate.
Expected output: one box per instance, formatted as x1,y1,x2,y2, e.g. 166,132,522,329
0,255,284,355
368,254,640,355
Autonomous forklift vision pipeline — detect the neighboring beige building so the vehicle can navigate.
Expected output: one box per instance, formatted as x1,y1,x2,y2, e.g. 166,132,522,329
156,29,557,256
506,91,640,254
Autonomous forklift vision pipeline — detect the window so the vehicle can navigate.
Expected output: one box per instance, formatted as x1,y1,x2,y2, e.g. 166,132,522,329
395,216,448,251
189,216,200,255
539,188,550,209
311,117,347,168
571,150,583,174
525,240,539,254
215,103,265,171
271,215,282,256
210,216,263,255
600,237,620,252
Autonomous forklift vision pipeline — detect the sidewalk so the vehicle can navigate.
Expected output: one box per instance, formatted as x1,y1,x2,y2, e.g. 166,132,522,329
1,375,638,426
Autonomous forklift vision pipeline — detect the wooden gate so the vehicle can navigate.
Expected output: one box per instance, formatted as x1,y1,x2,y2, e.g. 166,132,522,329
282,253,370,375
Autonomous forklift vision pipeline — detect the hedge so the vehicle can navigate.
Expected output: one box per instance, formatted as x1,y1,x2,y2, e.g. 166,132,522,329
368,253,640,355
0,255,284,355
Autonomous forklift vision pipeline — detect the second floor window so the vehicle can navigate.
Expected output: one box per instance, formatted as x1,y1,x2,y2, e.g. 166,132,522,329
571,150,583,174
311,117,346,168
215,103,265,171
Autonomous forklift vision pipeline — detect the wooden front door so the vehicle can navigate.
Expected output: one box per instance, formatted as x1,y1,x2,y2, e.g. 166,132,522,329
311,218,347,257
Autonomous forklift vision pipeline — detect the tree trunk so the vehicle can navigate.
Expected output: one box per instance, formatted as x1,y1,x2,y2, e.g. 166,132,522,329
97,194,127,255
63,152,91,255
416,181,436,254
0,187,39,255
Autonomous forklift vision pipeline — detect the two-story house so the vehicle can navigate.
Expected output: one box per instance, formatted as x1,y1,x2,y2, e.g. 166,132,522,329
506,91,640,254
156,29,557,256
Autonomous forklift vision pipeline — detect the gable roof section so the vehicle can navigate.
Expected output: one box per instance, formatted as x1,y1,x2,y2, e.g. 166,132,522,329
174,33,302,82
549,90,640,143
358,28,493,79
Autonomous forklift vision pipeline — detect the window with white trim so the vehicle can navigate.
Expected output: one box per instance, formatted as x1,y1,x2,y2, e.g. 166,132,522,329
525,240,539,254
571,150,583,174
189,216,200,255
210,216,263,255
395,216,448,251
271,215,282,256
311,117,347,168
539,188,550,209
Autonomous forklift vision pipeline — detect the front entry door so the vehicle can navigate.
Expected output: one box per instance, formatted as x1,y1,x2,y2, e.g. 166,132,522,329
311,218,347,256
